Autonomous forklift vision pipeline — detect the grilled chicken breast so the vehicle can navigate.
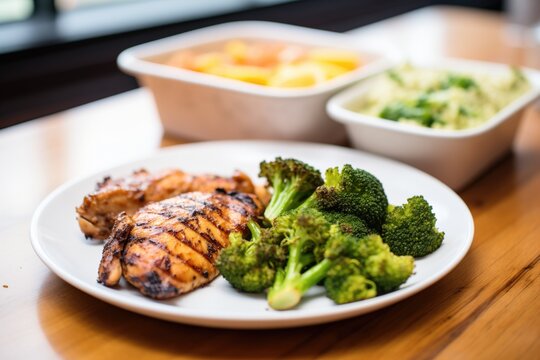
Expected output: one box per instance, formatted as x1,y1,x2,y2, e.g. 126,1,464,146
98,191,264,299
77,169,257,240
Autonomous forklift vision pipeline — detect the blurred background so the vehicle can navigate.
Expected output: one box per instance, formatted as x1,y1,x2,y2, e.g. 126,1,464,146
1,0,537,129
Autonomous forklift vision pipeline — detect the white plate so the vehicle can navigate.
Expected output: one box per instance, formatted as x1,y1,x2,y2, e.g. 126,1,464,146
30,141,474,329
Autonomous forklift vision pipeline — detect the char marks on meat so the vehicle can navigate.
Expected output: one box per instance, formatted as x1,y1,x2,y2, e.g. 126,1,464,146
97,191,264,299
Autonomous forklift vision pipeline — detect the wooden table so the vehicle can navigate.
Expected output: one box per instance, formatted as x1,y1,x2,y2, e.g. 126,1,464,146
1,6,539,359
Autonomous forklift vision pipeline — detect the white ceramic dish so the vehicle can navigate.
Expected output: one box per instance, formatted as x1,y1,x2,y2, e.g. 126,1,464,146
30,141,474,329
118,21,392,143
327,58,540,190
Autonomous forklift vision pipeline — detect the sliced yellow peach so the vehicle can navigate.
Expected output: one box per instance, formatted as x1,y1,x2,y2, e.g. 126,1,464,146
307,48,360,70
268,64,326,88
193,52,231,72
305,61,350,80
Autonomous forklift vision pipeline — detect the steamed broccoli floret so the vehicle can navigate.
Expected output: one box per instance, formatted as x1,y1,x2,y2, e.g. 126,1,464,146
312,212,373,263
321,211,373,239
365,252,414,293
321,233,413,303
302,164,388,231
267,208,332,310
324,258,377,304
441,74,477,90
359,234,415,293
259,157,323,222
266,209,412,310
337,234,414,294
216,220,286,293
382,195,445,257
380,101,436,127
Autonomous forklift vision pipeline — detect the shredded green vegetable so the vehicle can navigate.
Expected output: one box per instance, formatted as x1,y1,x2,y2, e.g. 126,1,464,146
350,64,530,130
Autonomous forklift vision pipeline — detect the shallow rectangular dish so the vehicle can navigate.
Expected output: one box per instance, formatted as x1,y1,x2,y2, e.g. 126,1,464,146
326,58,540,190
118,21,391,143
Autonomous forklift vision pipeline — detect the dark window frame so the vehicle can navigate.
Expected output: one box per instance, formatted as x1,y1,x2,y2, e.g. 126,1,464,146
34,0,57,18
1,0,295,54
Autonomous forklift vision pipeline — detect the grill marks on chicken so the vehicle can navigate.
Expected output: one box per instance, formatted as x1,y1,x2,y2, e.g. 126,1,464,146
98,191,263,299
77,168,256,240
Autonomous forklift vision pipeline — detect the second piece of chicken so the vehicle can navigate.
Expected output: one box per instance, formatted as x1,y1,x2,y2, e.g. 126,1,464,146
77,168,258,240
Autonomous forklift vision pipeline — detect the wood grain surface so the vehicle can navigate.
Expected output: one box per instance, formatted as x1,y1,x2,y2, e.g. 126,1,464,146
1,6,539,360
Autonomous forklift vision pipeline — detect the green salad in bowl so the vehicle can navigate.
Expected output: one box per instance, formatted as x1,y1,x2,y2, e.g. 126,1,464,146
350,64,530,130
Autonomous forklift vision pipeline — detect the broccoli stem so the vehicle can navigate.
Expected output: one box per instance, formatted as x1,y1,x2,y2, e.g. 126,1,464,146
264,176,285,220
295,192,316,211
243,220,262,257
247,219,261,240
295,259,332,292
268,244,332,310
264,180,305,221
268,285,301,311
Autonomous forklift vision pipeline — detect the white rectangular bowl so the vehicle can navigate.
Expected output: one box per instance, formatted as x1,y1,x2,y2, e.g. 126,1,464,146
118,21,392,143
327,58,540,190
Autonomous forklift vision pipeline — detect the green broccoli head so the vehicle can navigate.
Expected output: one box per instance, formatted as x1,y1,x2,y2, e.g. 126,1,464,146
319,213,374,268
321,211,373,239
314,164,388,231
275,210,367,264
341,234,414,294
382,195,445,257
318,224,363,262
272,207,331,251
342,233,386,260
216,220,286,293
259,157,323,221
364,249,414,294
324,258,377,304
